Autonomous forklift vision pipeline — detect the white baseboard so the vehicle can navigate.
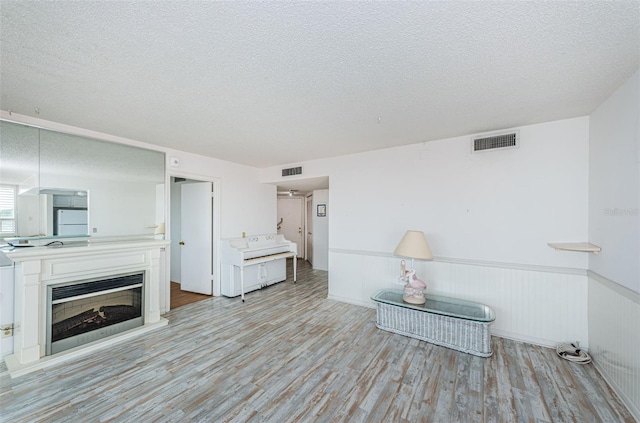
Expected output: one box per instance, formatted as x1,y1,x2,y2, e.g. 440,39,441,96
490,328,557,349
592,357,640,422
327,294,374,309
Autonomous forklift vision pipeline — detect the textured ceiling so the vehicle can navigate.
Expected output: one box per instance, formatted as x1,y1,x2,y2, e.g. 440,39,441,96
1,1,639,168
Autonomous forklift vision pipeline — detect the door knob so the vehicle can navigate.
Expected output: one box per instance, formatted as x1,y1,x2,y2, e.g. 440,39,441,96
179,241,185,245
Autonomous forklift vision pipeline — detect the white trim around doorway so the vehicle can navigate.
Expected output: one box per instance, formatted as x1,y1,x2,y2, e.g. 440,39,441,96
165,170,222,311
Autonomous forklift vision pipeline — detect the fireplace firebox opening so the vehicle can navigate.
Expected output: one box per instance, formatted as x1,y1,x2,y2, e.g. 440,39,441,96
46,272,145,355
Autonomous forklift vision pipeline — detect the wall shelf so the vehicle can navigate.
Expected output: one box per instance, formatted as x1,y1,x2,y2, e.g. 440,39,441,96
547,242,601,254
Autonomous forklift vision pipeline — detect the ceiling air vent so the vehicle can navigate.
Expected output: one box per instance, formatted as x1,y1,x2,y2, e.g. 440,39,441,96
472,131,519,153
282,166,302,177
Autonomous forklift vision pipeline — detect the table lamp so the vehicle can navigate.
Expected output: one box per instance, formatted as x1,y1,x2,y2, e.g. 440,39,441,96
394,230,433,304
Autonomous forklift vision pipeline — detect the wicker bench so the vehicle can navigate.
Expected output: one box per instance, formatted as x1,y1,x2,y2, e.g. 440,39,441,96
371,289,496,357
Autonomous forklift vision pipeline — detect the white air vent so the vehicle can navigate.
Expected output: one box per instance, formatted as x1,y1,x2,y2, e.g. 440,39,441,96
282,166,302,177
472,131,519,153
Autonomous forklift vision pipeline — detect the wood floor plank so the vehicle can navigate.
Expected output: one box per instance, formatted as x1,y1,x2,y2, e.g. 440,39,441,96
1,259,635,422
516,341,552,422
482,338,501,423
170,281,212,309
493,337,519,422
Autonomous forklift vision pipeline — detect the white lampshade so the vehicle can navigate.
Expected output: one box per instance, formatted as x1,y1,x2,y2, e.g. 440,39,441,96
393,230,433,260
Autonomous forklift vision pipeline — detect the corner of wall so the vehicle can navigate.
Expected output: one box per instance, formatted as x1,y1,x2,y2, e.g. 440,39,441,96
587,68,640,420
587,272,640,420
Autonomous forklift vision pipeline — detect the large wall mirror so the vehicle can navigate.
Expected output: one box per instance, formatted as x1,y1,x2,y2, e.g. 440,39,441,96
0,120,165,241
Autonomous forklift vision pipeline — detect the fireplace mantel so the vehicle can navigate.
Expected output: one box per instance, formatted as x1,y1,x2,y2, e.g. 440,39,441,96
4,238,169,377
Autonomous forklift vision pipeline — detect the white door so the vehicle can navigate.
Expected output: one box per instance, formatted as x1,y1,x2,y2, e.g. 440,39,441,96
180,182,212,294
306,195,313,265
277,197,303,253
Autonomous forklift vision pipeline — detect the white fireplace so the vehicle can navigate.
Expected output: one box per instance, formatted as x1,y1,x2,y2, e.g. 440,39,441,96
4,239,169,377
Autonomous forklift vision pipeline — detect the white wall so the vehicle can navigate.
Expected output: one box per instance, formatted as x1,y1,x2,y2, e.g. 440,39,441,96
588,69,640,419
589,69,640,294
263,117,591,346
165,149,276,239
263,118,589,268
312,189,329,271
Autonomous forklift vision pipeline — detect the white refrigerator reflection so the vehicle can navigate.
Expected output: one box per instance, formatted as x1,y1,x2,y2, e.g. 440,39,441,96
56,209,88,236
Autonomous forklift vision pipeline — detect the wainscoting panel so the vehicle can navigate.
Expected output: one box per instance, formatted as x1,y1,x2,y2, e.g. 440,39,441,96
328,250,589,348
588,272,640,420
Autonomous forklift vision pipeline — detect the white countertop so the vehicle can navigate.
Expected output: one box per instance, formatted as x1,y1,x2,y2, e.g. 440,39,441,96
4,238,169,262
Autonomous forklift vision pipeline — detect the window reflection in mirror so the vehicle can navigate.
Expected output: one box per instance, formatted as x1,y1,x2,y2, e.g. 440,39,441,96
0,120,165,241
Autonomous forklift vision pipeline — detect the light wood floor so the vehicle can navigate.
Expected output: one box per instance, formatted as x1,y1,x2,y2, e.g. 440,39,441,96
170,281,212,309
0,259,634,422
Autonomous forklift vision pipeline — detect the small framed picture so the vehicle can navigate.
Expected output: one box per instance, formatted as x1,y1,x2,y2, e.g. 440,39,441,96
317,204,326,217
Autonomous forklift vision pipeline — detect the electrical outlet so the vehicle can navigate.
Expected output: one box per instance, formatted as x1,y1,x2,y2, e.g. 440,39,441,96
1,325,13,338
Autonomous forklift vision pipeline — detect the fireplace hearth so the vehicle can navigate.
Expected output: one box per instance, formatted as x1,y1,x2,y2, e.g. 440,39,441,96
47,272,144,355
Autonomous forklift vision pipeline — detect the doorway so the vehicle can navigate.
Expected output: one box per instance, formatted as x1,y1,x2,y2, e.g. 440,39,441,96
274,177,329,271
168,173,220,310
277,197,304,256
306,195,313,265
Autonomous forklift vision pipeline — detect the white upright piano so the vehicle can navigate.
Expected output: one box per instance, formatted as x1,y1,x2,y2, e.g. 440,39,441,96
220,234,297,301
